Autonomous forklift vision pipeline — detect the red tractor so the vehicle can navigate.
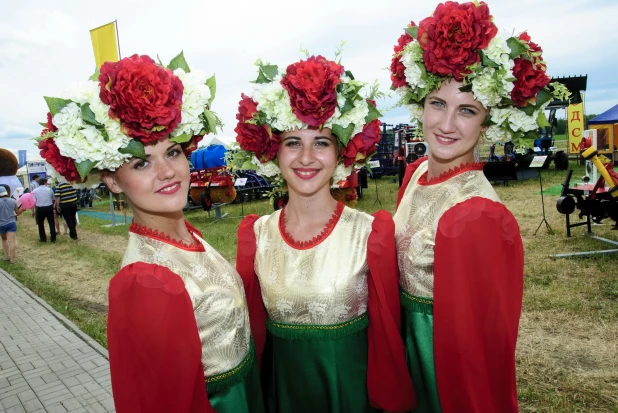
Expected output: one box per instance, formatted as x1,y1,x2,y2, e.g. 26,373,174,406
188,168,236,211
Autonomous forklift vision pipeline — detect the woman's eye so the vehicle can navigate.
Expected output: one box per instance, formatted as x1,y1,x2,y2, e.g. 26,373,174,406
460,108,476,116
315,141,330,148
168,148,181,158
285,141,300,147
430,101,445,108
133,160,149,170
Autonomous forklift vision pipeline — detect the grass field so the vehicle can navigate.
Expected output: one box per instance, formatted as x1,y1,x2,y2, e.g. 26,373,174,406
1,160,617,412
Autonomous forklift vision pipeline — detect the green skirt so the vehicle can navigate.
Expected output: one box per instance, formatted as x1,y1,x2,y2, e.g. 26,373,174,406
400,290,441,413
207,343,265,413
261,314,379,413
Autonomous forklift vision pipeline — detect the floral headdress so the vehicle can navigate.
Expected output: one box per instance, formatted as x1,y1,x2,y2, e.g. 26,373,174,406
228,53,383,183
390,1,570,144
36,52,221,186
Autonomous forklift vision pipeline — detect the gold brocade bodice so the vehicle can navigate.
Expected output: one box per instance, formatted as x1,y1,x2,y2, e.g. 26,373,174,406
393,160,501,299
121,228,251,377
253,206,374,325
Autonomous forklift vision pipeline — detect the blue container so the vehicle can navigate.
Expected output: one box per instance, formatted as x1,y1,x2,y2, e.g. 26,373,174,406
191,145,227,169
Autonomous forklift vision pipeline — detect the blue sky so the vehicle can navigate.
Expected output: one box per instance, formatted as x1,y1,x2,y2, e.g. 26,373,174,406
1,0,617,159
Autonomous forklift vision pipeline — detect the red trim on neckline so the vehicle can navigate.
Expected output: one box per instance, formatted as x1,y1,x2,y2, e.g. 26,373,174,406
279,201,344,250
419,162,485,186
129,220,205,252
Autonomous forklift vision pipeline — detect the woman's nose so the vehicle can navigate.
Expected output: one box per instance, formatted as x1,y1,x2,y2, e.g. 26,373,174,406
156,160,175,180
438,110,457,133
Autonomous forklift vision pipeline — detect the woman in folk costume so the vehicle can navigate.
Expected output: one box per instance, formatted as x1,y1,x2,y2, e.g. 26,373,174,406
36,53,264,413
231,53,415,413
389,2,570,412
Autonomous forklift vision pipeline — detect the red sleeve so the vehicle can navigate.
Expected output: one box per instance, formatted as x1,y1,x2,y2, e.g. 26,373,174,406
396,157,427,209
434,198,523,413
236,214,267,366
366,210,417,412
107,263,214,413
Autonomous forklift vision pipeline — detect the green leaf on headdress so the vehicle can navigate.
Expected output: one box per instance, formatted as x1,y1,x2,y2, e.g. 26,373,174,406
365,103,382,124
405,26,419,40
39,122,47,127
458,83,473,93
203,109,219,134
520,104,537,117
44,97,72,116
535,88,553,108
75,160,97,181
332,123,355,146
253,64,279,84
88,68,100,82
205,75,217,106
168,51,191,73
118,140,146,159
170,133,192,144
340,98,355,114
536,111,550,128
345,70,355,80
81,103,102,127
480,51,499,68
506,37,527,60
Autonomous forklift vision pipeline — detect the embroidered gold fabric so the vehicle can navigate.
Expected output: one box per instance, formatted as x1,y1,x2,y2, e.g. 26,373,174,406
253,206,374,325
121,231,251,378
393,160,501,298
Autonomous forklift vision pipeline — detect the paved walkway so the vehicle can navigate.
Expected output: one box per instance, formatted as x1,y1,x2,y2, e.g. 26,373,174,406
0,269,114,413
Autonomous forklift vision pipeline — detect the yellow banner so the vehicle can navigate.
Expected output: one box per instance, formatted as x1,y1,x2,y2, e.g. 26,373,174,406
90,22,119,69
567,103,585,154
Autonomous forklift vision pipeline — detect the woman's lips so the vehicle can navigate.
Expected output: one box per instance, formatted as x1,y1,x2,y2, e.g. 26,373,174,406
293,168,320,180
157,182,182,194
435,135,457,145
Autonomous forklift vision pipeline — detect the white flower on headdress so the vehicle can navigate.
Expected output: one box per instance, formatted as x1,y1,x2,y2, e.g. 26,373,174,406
333,164,353,183
405,103,424,123
53,83,133,173
53,103,84,139
471,67,514,108
401,42,426,90
253,78,304,132
485,125,512,143
484,34,514,71
172,68,212,138
251,157,281,178
490,107,538,133
325,97,368,137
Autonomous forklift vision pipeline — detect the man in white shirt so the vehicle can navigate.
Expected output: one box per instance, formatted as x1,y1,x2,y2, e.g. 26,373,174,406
32,178,56,242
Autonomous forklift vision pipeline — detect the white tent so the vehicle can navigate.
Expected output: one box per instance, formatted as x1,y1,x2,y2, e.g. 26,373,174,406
199,135,235,148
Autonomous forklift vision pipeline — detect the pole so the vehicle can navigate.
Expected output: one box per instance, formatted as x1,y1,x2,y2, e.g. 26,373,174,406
115,20,121,59
109,192,115,226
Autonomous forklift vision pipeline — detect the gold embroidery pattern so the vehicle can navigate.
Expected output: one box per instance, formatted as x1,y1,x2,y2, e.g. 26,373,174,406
254,206,373,325
393,160,501,299
121,232,251,378
269,313,368,331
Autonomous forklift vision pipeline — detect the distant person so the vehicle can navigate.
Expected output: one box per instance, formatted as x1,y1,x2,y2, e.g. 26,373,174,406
32,177,56,243
30,174,40,191
54,181,78,240
0,186,22,264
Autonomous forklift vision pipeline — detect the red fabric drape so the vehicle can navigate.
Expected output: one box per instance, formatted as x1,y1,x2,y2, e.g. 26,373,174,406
366,210,416,412
236,214,267,364
434,198,523,413
107,262,214,413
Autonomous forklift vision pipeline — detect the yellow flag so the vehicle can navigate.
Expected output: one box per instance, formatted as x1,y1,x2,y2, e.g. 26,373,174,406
90,22,119,69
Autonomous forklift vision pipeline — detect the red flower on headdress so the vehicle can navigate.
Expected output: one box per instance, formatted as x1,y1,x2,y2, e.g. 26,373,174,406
45,112,58,132
281,55,344,127
390,23,415,89
234,94,280,162
38,138,83,183
417,1,497,81
340,118,382,168
511,32,550,107
98,54,184,145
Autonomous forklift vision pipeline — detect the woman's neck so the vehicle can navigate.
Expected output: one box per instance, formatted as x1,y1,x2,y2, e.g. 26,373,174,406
132,210,194,245
283,187,339,242
426,152,476,180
